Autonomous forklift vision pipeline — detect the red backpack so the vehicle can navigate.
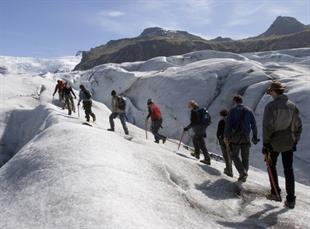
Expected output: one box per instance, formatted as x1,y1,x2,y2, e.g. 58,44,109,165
58,80,65,90
150,104,161,120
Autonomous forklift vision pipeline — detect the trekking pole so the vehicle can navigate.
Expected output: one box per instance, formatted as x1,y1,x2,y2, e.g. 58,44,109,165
177,131,185,150
78,104,80,118
265,152,281,199
145,120,148,140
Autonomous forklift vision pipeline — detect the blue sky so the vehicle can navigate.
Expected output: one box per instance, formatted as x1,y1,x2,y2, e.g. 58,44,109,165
0,0,309,57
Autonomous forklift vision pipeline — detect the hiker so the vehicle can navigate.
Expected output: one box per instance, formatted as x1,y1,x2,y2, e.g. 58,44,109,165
107,90,129,135
262,81,302,209
52,79,65,103
145,99,167,144
77,85,96,122
62,82,76,115
224,95,259,182
183,100,211,165
217,109,233,177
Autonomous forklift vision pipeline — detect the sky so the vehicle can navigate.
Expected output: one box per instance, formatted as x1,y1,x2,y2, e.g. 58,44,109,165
0,0,309,58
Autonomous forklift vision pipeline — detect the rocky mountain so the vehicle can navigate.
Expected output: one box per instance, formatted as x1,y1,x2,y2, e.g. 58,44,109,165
74,16,310,70
210,36,234,42
258,16,308,37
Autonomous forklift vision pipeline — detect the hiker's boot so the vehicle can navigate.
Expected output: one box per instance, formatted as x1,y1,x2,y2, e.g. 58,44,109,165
191,152,200,160
154,140,160,144
266,192,282,202
162,137,167,144
200,158,211,165
238,173,248,183
224,168,233,177
107,128,114,132
284,199,295,209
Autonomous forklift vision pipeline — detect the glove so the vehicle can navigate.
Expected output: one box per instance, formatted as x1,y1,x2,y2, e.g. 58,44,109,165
262,143,273,155
292,144,297,152
183,127,189,132
251,136,260,145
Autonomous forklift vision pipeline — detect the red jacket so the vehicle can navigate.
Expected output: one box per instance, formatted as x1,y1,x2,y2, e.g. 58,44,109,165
148,103,162,121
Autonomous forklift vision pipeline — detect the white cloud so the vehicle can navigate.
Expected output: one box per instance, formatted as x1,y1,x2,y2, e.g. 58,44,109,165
232,0,267,17
98,10,124,17
226,19,251,27
267,6,292,16
92,0,217,37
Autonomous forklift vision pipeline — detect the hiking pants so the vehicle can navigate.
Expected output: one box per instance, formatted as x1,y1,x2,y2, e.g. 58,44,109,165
151,118,166,142
230,143,250,176
109,112,129,135
64,95,75,115
83,100,96,122
268,150,295,202
220,143,233,174
58,90,64,103
192,134,210,160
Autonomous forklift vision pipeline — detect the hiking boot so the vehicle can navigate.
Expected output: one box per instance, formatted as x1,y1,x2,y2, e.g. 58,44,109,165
154,140,160,144
162,137,167,144
191,152,200,160
284,200,295,209
266,193,282,202
86,119,90,122
200,158,211,165
224,168,233,177
238,173,248,183
107,128,114,132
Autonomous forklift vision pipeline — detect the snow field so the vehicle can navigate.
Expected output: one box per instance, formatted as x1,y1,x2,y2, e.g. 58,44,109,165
1,51,310,228
64,48,310,186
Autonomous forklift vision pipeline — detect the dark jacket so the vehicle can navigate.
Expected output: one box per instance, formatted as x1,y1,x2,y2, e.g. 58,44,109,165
224,104,257,143
263,94,302,152
186,107,206,136
78,89,92,103
63,86,76,98
217,119,225,145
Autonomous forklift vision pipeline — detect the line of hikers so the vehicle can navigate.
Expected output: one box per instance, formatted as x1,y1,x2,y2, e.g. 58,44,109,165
52,80,302,209
52,80,96,122
182,81,302,209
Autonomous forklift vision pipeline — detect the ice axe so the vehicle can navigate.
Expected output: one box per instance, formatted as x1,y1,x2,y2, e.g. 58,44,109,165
77,103,80,118
177,131,185,150
145,120,148,139
265,152,281,200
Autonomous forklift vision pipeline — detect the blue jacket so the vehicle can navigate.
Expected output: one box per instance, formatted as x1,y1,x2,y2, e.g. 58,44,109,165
225,104,257,139
78,89,92,103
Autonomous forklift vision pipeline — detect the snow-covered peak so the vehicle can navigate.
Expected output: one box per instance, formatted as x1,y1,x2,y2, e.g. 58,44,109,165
0,55,81,76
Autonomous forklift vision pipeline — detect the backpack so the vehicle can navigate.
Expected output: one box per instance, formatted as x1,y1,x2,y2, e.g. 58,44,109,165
117,96,126,110
84,90,92,100
231,109,247,144
58,80,65,90
197,108,211,126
